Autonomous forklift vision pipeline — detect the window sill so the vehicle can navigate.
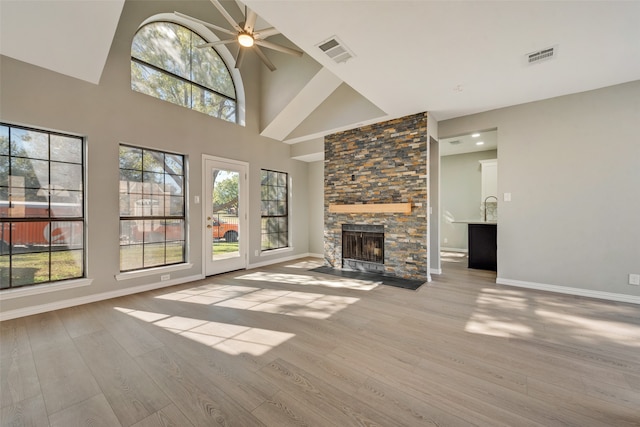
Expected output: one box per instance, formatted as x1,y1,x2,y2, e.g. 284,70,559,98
0,278,94,301
259,247,293,257
115,263,194,281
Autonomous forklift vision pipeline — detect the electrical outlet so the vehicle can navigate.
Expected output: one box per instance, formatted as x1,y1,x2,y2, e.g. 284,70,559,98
444,237,448,244
161,274,170,281
629,274,640,286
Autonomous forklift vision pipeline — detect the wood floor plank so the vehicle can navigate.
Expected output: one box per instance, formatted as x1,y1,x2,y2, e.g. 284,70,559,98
31,342,102,415
0,349,40,409
0,394,49,427
73,329,172,426
135,346,265,427
130,404,194,427
48,394,121,427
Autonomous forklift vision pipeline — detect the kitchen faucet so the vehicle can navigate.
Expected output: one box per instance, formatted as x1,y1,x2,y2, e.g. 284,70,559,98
483,196,498,222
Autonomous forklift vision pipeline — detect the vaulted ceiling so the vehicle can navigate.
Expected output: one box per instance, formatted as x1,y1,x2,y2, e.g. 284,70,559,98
2,1,640,161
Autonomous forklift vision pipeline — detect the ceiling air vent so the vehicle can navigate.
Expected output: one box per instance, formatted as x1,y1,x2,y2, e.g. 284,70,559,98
448,140,461,145
526,45,558,65
317,36,354,64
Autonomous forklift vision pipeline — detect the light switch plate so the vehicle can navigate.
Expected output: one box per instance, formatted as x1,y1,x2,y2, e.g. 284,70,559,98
504,192,512,202
629,274,640,286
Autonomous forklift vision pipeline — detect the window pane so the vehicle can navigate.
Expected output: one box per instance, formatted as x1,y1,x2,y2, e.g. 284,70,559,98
0,188,8,219
119,146,142,170
143,220,165,243
131,62,190,108
120,244,143,271
165,174,183,195
190,35,235,98
50,135,82,163
0,255,9,288
50,250,83,281
0,125,8,155
49,221,83,250
11,253,49,286
50,194,83,218
11,157,48,189
143,243,165,268
10,128,48,160
162,223,182,244
120,171,142,194
191,86,236,122
142,151,165,173
120,220,142,244
165,154,183,175
132,23,190,79
166,196,184,216
0,155,8,186
165,241,184,264
50,162,82,191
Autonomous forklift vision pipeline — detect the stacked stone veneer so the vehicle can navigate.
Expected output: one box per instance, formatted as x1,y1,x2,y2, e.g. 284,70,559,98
324,112,428,281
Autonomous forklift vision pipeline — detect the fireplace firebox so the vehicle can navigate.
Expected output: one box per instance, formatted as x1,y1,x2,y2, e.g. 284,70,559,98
342,224,384,273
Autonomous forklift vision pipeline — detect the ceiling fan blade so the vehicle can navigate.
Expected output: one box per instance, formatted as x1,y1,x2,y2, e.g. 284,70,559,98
174,12,236,36
253,46,276,72
197,39,237,48
254,27,279,39
244,7,257,34
254,39,303,57
209,0,243,32
235,47,246,69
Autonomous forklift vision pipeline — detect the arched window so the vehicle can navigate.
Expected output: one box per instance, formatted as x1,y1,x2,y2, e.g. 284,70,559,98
131,21,237,123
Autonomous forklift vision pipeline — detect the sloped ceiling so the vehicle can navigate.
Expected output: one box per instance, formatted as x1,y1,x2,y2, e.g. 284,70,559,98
2,1,640,161
0,0,125,84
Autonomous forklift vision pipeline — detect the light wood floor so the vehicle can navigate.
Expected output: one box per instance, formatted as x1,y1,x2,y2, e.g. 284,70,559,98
2,255,639,426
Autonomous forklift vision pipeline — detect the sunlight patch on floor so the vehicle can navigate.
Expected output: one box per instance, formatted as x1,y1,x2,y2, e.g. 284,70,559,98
464,287,534,338
284,259,325,269
151,277,361,320
116,308,295,356
237,271,378,291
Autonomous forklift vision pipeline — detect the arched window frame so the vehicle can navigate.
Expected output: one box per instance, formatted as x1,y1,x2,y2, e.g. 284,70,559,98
132,14,246,126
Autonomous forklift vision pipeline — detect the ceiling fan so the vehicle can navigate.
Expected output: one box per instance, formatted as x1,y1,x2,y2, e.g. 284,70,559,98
175,0,303,71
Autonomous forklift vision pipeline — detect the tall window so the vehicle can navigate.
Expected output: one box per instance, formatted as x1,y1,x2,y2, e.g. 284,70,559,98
131,21,237,122
0,124,85,289
119,145,185,272
260,169,288,251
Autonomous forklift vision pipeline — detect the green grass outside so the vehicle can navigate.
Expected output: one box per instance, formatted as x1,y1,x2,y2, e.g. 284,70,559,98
1,251,83,287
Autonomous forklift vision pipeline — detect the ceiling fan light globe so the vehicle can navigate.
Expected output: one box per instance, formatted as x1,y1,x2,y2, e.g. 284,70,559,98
238,33,254,47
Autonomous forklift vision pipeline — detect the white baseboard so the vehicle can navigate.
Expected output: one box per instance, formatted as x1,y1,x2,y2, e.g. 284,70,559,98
430,268,442,275
0,274,204,321
496,277,640,305
441,247,468,253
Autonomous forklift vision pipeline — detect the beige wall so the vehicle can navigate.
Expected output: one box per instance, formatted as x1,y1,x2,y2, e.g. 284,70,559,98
0,1,311,316
440,81,640,301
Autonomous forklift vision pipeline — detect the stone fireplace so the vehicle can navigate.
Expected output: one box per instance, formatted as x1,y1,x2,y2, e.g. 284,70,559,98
324,112,429,281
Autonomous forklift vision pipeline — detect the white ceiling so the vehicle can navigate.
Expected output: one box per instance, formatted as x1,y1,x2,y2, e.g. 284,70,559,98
244,0,640,122
2,1,640,147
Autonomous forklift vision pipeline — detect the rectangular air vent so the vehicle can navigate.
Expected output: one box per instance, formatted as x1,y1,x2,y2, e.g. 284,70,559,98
526,45,558,65
317,36,354,64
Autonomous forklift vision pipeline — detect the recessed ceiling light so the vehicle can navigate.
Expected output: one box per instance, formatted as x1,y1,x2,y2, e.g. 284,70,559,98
476,141,484,146
471,133,480,138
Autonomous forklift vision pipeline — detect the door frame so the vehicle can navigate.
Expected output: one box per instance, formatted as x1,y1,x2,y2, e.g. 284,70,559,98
201,154,249,276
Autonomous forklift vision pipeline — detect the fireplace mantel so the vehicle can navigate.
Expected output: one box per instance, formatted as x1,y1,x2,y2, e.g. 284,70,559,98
328,203,412,214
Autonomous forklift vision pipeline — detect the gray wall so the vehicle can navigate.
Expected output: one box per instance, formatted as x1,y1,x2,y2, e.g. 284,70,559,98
440,81,640,299
441,150,497,251
307,161,324,255
0,1,311,314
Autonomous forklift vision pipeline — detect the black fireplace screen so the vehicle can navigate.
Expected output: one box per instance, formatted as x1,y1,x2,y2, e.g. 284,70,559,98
342,230,384,264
